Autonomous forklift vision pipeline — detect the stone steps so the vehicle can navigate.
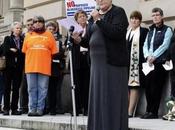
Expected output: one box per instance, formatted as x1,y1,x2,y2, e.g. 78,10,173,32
0,115,174,130
0,114,87,130
129,117,175,130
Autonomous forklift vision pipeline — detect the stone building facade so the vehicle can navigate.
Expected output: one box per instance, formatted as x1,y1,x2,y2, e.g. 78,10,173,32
0,0,175,38
0,0,23,42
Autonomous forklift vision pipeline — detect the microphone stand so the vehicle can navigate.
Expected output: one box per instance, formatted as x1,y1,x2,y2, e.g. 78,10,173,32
67,27,77,130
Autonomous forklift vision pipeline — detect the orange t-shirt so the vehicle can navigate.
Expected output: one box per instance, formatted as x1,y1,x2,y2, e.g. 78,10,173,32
22,31,58,76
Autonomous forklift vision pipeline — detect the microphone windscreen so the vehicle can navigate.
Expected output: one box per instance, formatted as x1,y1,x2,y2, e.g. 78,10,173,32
95,5,100,11
69,26,74,33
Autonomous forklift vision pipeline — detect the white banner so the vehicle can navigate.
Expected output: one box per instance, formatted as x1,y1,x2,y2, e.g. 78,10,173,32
65,0,96,17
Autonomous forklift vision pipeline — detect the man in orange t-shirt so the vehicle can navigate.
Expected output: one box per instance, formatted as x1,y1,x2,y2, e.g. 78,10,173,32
22,16,58,116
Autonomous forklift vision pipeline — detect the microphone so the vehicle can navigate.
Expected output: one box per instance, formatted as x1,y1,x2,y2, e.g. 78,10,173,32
69,25,75,34
67,26,75,49
95,5,100,11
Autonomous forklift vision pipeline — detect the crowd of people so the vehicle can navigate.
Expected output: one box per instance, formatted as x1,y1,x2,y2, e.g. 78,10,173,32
0,13,91,117
0,0,175,129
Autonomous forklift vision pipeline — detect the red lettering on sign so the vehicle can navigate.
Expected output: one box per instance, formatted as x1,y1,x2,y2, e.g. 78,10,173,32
67,1,75,8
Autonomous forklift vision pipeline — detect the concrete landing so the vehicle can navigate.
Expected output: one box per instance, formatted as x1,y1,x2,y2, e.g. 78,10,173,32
0,114,87,130
0,115,175,130
129,117,175,130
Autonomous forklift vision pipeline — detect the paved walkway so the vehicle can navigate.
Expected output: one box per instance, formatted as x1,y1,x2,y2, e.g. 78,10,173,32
129,117,175,130
0,114,175,130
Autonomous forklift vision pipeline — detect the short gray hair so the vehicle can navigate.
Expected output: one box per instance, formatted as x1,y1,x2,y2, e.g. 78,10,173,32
10,21,22,32
152,7,164,16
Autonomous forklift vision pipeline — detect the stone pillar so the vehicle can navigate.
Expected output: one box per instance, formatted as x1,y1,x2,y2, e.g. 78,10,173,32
10,0,23,9
0,0,2,17
2,0,10,17
4,0,24,25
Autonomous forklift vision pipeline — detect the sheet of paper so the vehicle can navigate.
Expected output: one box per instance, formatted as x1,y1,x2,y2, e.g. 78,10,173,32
58,17,83,33
142,62,155,76
162,60,173,71
52,59,60,63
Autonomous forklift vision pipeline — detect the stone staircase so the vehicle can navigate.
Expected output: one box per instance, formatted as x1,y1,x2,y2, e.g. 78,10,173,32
0,114,87,130
0,115,175,130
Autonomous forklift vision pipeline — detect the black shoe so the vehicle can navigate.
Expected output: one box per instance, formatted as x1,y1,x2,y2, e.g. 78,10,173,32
21,109,28,114
3,110,9,116
141,112,149,118
76,109,83,116
128,114,133,118
83,110,88,116
141,112,158,119
35,110,43,116
11,110,22,115
43,108,49,115
50,111,56,115
28,112,37,116
0,110,4,114
56,109,64,114
28,110,37,116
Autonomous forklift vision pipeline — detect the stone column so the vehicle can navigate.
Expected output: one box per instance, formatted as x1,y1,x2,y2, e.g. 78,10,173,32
4,0,24,25
10,0,23,9
0,0,2,17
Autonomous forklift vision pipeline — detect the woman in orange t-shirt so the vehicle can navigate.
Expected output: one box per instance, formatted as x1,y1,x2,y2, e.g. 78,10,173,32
22,16,57,116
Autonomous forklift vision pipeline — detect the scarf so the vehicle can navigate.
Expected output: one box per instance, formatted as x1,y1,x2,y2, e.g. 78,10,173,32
126,27,140,86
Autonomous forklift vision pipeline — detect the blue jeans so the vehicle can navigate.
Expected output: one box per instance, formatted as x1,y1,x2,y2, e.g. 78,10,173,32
26,73,49,112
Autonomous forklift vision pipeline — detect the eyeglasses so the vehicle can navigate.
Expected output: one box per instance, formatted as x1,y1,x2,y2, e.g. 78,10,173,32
27,24,33,26
33,20,44,23
152,13,161,17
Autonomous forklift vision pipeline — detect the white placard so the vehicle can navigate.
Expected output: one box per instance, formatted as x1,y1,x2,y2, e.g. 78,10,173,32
162,60,173,71
142,62,155,76
58,17,83,33
65,0,96,17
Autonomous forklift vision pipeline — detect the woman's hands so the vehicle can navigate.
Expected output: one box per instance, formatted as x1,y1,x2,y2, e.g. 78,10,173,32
147,56,156,66
91,9,100,22
71,32,82,44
